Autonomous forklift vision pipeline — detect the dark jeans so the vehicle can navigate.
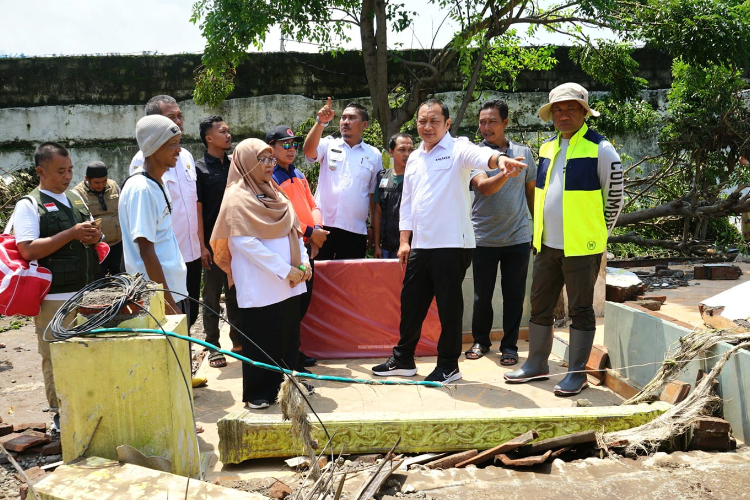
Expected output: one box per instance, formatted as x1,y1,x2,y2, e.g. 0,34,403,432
185,258,202,327
240,296,301,402
393,248,473,370
97,241,123,279
471,242,531,353
202,261,241,351
530,245,602,332
315,226,367,260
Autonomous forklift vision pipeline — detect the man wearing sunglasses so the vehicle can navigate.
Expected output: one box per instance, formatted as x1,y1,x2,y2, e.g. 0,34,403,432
269,125,328,369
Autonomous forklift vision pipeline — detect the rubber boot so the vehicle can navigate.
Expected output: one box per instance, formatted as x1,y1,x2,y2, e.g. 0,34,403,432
504,322,553,383
553,327,595,397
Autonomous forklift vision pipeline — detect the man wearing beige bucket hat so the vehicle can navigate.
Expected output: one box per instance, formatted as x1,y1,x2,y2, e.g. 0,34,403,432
505,83,624,396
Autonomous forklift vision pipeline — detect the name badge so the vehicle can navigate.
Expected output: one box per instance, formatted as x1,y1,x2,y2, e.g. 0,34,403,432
379,177,388,188
43,202,58,212
329,148,345,171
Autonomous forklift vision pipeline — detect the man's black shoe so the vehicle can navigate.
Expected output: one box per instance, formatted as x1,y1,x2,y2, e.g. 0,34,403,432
371,356,417,377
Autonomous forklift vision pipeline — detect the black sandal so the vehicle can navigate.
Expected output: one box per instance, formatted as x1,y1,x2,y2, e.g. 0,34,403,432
465,342,490,360
208,351,227,368
500,349,519,366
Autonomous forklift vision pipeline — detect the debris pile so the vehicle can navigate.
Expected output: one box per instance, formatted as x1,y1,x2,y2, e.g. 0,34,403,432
0,421,61,500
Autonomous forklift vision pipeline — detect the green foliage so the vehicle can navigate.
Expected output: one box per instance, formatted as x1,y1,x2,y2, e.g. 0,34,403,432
0,166,39,228
633,0,750,69
589,97,659,137
456,32,557,95
660,59,750,163
570,41,646,101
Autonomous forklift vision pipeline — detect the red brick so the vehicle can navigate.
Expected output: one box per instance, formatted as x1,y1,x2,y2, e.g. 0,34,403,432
0,423,13,436
642,295,667,304
268,480,293,499
13,422,47,433
691,434,736,451
41,440,62,456
694,417,731,436
694,265,742,280
586,344,609,383
659,381,691,404
3,432,50,452
627,299,662,311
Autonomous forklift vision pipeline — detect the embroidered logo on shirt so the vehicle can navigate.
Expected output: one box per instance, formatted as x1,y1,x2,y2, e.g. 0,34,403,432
435,156,451,162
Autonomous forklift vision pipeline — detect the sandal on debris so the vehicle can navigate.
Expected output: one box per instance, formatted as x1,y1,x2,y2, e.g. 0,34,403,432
465,342,490,360
500,349,519,366
208,351,227,368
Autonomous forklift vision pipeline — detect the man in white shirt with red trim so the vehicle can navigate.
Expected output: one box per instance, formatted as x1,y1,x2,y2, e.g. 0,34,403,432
302,97,382,260
130,95,201,327
371,99,527,383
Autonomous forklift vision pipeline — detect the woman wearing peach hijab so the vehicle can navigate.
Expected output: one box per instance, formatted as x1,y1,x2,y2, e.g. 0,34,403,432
210,138,312,409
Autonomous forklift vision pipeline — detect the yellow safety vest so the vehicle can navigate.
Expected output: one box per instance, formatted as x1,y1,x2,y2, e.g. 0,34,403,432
533,123,607,256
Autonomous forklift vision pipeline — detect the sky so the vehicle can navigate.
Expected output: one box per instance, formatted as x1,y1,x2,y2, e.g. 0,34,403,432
0,0,586,58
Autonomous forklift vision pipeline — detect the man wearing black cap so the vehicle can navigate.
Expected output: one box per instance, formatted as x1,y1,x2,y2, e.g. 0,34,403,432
73,161,123,279
269,125,328,369
195,115,242,368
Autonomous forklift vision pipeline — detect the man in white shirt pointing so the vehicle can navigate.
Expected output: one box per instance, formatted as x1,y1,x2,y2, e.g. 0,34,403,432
372,99,527,383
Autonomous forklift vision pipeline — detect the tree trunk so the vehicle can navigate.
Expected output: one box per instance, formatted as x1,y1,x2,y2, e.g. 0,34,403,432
451,46,486,135
359,0,391,150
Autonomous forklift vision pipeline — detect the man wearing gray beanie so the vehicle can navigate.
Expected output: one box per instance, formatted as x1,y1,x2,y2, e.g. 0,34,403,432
129,95,202,328
120,115,188,318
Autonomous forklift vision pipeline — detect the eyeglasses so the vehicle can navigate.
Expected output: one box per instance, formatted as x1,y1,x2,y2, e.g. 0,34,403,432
257,156,277,166
280,142,300,150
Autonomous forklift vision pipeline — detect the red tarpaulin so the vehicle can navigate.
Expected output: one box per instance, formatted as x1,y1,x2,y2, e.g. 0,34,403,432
300,259,441,359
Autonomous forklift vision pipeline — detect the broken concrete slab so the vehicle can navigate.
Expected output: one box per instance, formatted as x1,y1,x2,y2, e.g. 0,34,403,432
218,403,671,463
699,280,750,330
606,267,647,303
33,456,270,499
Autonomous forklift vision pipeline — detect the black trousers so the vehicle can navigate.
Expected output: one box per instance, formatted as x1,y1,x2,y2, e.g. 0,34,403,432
315,226,367,260
185,258,202,327
97,241,123,279
530,246,602,331
471,242,531,353
393,248,472,370
240,296,301,402
202,261,241,350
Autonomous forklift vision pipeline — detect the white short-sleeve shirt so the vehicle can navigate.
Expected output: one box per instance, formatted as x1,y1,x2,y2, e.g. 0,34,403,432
119,174,188,299
130,149,201,262
308,136,382,235
399,134,495,249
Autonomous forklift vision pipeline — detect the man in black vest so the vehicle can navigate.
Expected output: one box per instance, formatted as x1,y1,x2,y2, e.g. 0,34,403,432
12,142,101,417
373,133,414,259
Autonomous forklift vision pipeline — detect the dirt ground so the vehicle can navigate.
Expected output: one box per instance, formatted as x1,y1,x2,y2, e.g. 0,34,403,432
1,279,750,499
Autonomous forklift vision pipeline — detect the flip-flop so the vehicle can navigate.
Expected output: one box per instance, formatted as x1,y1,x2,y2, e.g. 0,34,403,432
500,350,519,366
465,342,490,360
208,351,227,368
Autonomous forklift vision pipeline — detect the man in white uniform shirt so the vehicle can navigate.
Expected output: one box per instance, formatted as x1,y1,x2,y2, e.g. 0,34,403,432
371,99,527,383
130,95,201,326
302,97,382,260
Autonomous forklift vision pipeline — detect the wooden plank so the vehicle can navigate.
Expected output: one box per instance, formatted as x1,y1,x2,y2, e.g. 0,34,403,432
455,430,539,468
495,450,553,467
515,430,596,457
424,450,478,469
602,368,641,399
397,453,445,470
